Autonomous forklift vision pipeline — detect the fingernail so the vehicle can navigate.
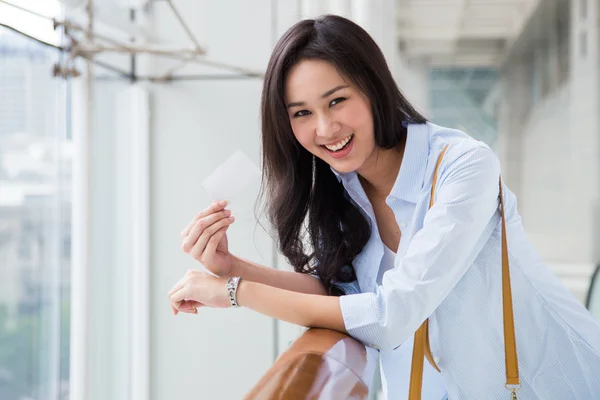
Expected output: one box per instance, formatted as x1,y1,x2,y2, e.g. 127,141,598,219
229,216,235,222
219,200,227,206
224,209,231,216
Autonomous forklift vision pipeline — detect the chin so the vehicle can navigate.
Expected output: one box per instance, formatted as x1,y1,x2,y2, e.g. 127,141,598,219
327,158,363,175
332,164,357,174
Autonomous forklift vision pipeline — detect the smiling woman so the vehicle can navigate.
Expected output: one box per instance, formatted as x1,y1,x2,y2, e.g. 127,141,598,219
260,18,426,296
170,14,600,400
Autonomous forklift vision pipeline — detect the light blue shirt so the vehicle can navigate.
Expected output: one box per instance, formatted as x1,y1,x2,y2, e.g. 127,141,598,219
375,244,448,399
333,122,600,399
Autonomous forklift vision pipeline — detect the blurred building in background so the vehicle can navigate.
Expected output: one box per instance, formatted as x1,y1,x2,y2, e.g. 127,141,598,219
397,0,596,302
0,22,71,400
0,0,599,399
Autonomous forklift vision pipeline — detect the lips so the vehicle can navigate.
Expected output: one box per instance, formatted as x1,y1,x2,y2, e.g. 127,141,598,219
322,134,355,159
321,134,354,152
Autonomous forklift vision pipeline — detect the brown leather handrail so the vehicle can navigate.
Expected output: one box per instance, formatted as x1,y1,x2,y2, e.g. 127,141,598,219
245,328,371,400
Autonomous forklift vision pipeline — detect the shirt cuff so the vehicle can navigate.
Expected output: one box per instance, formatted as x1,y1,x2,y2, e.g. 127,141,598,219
340,291,387,350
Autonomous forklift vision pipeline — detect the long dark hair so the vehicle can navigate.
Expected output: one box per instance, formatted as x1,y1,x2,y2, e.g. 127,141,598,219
260,15,426,295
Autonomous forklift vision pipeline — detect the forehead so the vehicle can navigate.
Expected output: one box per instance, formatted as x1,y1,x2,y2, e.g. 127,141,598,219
285,59,348,101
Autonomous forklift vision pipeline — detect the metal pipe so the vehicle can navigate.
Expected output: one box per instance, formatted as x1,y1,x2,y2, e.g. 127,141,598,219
165,0,204,52
0,0,54,20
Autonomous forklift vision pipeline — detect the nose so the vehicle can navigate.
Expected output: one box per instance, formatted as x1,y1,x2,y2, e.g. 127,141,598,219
316,114,342,139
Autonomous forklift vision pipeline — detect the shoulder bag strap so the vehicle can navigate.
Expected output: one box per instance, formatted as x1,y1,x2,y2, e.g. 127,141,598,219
408,145,520,400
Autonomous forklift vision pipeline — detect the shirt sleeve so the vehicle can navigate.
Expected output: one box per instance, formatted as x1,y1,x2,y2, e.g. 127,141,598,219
339,144,501,351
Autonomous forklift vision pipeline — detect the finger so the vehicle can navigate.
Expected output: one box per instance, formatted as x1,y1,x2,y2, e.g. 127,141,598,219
204,227,228,259
167,277,187,299
190,216,235,260
169,285,191,309
180,201,226,239
179,300,204,313
181,300,204,308
180,200,229,239
180,208,211,240
178,302,197,313
184,268,199,278
185,213,234,257
181,210,232,253
171,304,179,315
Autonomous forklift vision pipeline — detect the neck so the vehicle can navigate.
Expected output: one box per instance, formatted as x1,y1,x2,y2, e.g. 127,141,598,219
358,138,406,200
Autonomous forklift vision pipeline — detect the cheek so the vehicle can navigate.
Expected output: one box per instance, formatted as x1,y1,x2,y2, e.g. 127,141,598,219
290,120,315,150
341,101,373,135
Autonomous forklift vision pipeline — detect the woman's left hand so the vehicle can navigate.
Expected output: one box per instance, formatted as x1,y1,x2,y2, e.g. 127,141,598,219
168,269,231,315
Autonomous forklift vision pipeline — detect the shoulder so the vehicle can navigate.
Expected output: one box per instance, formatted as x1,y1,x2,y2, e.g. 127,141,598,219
426,122,500,177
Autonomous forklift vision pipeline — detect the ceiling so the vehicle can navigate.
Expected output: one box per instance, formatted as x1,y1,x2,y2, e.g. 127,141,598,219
3,0,542,70
397,0,540,66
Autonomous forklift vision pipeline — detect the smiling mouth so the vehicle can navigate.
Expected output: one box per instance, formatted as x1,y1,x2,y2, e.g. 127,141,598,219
321,134,354,152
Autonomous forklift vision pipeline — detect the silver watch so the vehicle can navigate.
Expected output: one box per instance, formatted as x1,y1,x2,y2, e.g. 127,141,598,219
226,276,242,308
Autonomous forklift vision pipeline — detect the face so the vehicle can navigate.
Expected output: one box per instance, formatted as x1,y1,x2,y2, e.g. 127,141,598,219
284,59,376,174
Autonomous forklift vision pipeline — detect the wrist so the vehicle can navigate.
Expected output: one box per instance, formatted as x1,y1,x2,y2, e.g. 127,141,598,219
226,255,244,278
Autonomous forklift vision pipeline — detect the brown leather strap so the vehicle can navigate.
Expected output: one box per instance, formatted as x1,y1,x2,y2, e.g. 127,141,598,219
408,146,520,399
408,326,426,400
423,316,439,373
422,146,446,373
421,145,446,374
500,178,520,385
408,146,447,400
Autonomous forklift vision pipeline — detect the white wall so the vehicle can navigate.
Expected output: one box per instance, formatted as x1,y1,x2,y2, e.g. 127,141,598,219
148,2,410,398
148,2,299,399
150,80,276,400
497,0,599,301
71,2,304,399
78,2,417,398
568,0,600,265
518,85,576,258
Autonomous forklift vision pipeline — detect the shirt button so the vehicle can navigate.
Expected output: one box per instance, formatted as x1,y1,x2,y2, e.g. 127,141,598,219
434,356,440,364
370,344,379,350
401,222,407,228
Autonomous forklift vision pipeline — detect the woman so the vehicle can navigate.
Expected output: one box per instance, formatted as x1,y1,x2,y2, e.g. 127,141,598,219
168,15,600,399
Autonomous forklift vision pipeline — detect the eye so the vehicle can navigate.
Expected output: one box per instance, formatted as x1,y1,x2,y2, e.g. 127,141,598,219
293,110,311,118
330,97,346,107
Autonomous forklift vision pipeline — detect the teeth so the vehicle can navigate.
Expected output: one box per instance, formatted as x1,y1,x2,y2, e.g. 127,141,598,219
324,134,353,151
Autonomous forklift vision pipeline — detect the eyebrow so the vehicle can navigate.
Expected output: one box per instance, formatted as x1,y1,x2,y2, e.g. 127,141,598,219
286,85,349,108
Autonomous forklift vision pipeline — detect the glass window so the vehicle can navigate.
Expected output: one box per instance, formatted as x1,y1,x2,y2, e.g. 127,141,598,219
429,67,499,147
0,3,71,399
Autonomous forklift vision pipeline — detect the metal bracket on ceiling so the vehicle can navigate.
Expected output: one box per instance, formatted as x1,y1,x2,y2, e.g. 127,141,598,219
0,0,264,81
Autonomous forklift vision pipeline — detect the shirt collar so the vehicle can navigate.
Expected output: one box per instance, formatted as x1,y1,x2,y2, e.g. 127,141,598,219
388,122,430,203
330,123,430,204
330,165,343,182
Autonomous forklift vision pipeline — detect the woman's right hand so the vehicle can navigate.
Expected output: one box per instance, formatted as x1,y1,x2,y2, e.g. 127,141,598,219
180,200,236,277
